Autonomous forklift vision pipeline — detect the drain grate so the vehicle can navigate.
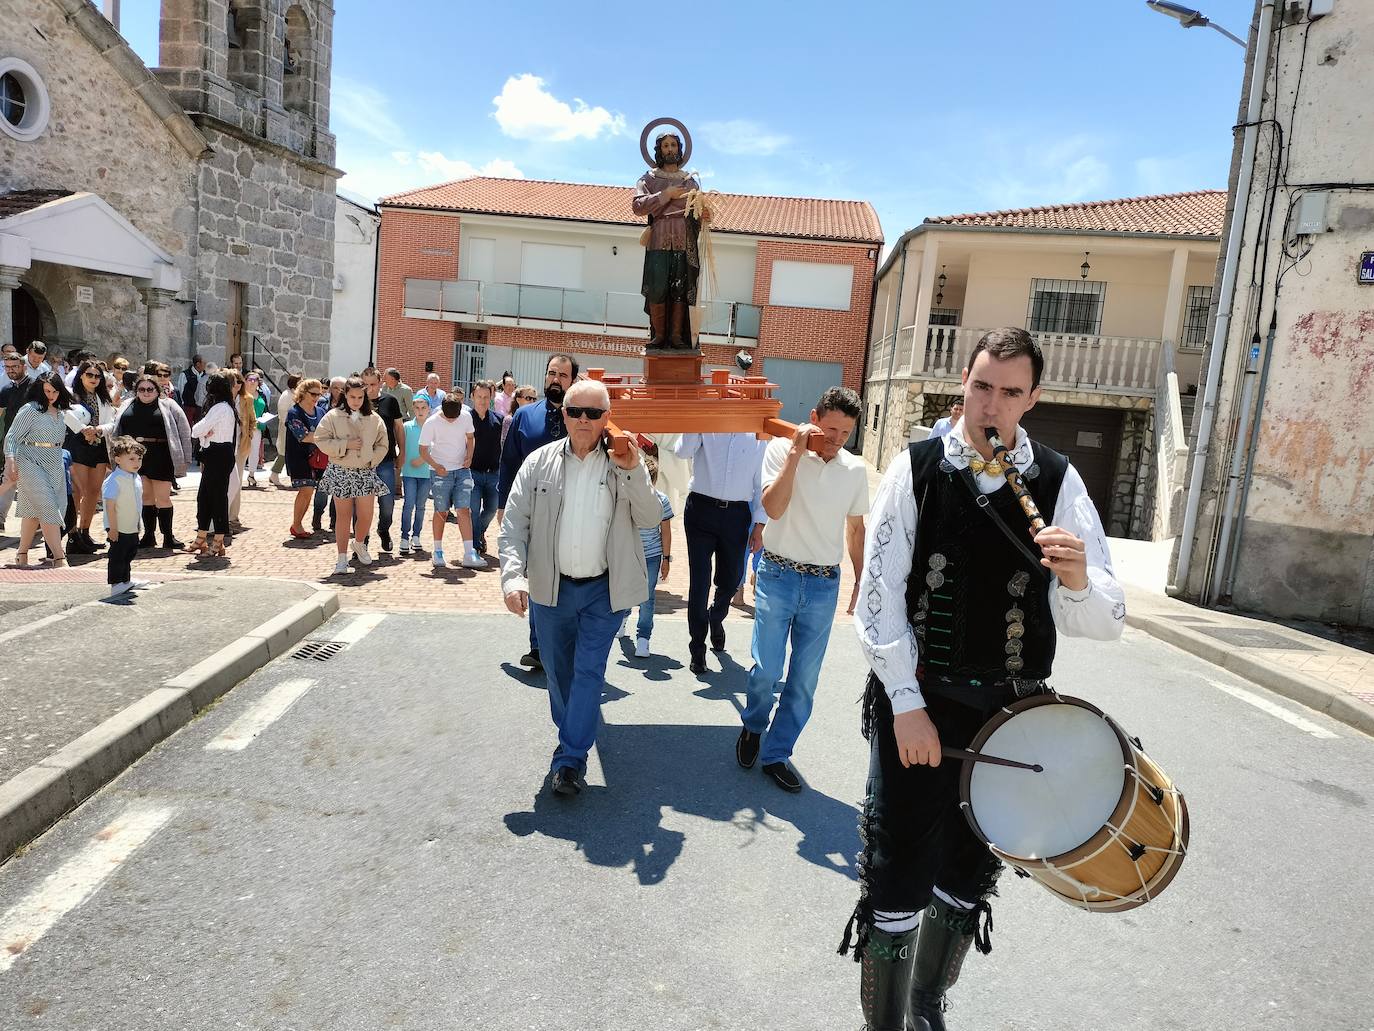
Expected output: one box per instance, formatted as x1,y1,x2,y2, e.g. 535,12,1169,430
0,600,38,615
293,640,345,661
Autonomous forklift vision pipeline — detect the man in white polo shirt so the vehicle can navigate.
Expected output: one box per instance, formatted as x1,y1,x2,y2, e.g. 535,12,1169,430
736,387,868,792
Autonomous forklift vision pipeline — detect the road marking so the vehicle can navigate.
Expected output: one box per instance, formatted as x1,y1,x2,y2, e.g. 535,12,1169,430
1204,677,1340,739
0,600,102,645
329,612,386,645
0,802,172,973
205,677,316,752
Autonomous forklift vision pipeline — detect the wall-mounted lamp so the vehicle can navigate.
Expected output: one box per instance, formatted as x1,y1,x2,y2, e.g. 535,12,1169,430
612,245,618,256
1080,252,1091,279
935,264,947,306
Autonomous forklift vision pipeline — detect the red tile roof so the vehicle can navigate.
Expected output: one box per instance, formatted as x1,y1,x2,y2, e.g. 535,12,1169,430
924,190,1225,236
0,189,75,218
380,176,884,244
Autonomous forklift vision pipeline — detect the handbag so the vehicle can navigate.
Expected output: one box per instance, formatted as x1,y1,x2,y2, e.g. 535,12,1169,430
308,446,328,471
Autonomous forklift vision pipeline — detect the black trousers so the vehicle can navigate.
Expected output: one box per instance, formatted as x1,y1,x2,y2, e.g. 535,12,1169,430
106,535,138,585
683,492,751,656
854,687,1005,945
197,442,234,534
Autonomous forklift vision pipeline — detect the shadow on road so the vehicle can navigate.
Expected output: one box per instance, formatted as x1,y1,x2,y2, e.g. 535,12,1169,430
503,721,859,886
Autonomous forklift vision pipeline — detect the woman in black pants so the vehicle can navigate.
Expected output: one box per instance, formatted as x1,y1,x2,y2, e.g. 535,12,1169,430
188,371,238,557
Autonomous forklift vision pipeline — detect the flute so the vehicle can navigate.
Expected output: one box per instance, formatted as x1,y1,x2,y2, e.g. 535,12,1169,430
984,426,1046,534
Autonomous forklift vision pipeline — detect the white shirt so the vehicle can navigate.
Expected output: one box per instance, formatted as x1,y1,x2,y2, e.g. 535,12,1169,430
760,437,869,566
191,401,238,446
419,409,474,469
557,441,613,578
855,421,1126,714
674,432,767,525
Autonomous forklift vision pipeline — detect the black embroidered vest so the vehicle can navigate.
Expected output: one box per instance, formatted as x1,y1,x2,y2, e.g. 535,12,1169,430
905,437,1069,699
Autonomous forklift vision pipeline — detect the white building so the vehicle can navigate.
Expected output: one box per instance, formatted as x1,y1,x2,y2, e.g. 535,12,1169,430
328,192,379,376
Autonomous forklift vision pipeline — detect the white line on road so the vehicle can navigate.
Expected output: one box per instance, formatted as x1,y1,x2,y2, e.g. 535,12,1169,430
1204,677,1340,739
329,612,387,645
0,600,102,645
0,802,173,973
205,677,316,752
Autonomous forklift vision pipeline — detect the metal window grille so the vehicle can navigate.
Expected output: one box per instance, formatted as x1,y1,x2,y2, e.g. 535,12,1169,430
1026,278,1105,335
929,307,961,326
1182,284,1212,347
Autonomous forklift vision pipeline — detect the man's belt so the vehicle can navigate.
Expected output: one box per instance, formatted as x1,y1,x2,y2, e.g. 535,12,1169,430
24,441,59,448
561,571,608,585
690,491,749,509
762,549,839,578
134,437,167,443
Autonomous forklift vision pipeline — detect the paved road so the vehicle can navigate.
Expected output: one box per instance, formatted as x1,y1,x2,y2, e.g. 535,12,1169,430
0,611,1369,1030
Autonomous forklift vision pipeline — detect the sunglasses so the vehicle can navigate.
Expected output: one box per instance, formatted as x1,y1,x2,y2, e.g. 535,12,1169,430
82,371,101,378
156,372,171,378
136,386,158,394
563,406,606,421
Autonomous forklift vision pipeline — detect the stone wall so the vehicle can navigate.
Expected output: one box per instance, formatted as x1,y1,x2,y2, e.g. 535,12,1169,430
190,124,337,378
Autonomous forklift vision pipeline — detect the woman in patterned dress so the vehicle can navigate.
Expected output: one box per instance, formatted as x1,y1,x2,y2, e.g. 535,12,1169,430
3,373,73,567
64,359,118,555
313,377,387,576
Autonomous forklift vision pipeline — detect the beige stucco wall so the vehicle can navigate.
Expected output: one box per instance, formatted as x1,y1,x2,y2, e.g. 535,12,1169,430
1176,2,1374,626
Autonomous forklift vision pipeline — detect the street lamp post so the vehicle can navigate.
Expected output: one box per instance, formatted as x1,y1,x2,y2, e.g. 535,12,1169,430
1145,1,1246,48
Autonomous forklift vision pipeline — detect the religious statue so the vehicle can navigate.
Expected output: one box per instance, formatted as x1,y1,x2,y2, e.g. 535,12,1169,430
633,119,712,354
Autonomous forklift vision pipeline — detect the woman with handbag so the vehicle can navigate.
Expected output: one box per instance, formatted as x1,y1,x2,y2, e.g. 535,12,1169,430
312,377,388,575
284,378,327,539
113,373,192,551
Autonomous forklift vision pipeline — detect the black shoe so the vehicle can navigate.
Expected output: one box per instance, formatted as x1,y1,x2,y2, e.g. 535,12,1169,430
689,654,707,675
551,767,582,797
83,530,106,552
379,531,393,553
762,761,803,793
709,623,726,652
736,728,761,769
67,532,93,555
519,649,543,671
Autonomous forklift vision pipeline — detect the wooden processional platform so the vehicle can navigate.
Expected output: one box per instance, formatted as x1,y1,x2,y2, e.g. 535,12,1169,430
587,354,821,453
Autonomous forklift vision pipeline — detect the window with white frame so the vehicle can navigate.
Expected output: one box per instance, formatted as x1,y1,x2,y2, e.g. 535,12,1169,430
0,58,50,142
520,242,583,290
464,237,495,283
1182,284,1212,347
768,260,853,311
1026,278,1105,335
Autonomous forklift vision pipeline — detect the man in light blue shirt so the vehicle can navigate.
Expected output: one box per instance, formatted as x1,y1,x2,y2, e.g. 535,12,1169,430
674,432,767,674
930,398,963,439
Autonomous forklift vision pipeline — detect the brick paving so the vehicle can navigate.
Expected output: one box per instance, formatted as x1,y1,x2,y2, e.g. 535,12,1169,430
0,479,860,623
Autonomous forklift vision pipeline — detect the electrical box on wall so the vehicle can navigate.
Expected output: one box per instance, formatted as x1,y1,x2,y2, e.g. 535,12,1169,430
1292,192,1330,236
1309,0,1334,18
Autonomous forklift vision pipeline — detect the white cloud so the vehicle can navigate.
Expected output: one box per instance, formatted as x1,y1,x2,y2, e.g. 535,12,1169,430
331,75,408,149
491,74,625,142
700,119,791,157
973,133,1112,209
415,152,525,180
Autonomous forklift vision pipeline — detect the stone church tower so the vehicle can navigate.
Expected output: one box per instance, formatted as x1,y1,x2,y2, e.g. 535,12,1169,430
154,0,340,373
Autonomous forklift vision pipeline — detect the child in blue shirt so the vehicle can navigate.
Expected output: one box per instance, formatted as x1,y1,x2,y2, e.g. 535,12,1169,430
103,436,147,596
625,454,674,658
399,394,433,555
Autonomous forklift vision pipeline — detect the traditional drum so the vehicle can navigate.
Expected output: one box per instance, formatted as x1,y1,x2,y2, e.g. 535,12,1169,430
958,693,1189,912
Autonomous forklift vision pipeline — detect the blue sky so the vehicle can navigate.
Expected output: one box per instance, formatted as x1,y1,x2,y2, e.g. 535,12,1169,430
121,0,1252,243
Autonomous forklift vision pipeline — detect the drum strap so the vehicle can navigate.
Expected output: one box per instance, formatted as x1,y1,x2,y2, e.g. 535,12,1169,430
956,467,1048,581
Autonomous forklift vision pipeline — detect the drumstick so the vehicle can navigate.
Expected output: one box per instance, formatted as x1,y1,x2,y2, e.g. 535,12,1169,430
942,746,1043,773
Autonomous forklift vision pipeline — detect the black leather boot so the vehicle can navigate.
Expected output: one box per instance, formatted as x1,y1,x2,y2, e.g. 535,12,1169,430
158,507,183,550
647,302,669,351
67,530,92,555
83,528,106,552
859,927,922,1031
668,301,690,350
909,898,989,1031
139,505,158,548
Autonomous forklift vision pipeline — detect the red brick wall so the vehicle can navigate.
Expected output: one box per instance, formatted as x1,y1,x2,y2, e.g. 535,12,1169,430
376,208,461,386
751,241,876,394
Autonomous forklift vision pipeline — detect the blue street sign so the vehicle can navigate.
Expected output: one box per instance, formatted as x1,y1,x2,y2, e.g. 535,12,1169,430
1360,251,1374,284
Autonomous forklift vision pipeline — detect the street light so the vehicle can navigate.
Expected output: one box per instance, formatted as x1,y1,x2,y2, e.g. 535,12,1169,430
1145,1,1246,47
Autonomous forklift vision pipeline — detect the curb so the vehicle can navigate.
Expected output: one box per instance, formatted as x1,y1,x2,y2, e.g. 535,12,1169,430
1126,610,1374,738
0,588,340,863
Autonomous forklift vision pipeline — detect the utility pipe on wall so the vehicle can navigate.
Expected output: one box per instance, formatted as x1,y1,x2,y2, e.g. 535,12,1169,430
873,242,909,465
1171,0,1275,596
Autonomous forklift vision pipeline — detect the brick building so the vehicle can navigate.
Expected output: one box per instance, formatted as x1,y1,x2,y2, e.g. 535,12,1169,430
375,177,881,422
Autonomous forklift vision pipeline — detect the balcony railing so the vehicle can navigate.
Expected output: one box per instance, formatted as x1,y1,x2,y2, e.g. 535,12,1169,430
404,278,761,343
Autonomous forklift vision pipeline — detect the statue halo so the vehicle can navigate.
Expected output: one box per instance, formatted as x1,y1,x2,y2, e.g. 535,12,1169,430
640,117,692,168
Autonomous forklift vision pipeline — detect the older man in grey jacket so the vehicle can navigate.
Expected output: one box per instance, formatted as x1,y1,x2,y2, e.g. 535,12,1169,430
499,379,663,797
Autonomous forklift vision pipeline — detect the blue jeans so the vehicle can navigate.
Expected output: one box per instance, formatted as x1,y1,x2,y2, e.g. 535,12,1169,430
531,574,627,775
467,469,500,548
741,555,841,766
430,468,472,513
374,460,397,537
401,476,430,539
635,555,663,639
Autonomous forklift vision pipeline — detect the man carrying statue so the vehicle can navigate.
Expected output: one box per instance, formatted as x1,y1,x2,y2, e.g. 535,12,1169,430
633,122,712,354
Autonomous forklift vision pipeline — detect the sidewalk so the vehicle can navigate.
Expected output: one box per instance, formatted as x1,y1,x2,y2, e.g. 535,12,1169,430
0,572,337,859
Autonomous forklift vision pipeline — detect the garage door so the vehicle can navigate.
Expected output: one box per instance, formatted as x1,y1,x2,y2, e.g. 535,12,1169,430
763,357,847,426
1020,404,1122,521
